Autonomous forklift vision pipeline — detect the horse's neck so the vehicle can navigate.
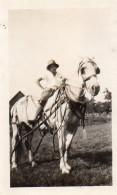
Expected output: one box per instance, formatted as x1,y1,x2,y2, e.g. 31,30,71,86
66,71,84,102
67,70,83,87
44,89,59,111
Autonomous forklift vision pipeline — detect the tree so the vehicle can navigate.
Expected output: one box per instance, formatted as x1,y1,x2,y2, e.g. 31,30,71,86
103,88,112,101
86,88,112,115
93,102,104,114
86,98,95,113
103,88,112,115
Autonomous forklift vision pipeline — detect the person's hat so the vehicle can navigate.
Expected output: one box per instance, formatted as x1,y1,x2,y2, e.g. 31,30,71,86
46,60,59,70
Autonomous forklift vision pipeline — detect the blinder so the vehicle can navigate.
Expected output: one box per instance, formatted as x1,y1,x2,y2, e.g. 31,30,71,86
96,67,100,74
81,67,85,75
79,60,100,76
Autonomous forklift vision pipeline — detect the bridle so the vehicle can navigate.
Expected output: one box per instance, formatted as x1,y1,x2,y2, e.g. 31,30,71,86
79,59,98,84
84,74,97,82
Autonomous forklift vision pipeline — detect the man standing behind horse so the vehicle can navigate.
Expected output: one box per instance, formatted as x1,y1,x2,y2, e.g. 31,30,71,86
30,60,66,123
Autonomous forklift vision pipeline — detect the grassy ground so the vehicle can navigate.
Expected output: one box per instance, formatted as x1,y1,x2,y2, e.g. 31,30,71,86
10,122,112,187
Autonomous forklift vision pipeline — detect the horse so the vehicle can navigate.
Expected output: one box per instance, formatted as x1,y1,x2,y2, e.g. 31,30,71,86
10,57,100,174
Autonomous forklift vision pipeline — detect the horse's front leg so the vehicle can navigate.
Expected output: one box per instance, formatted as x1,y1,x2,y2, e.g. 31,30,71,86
64,129,77,172
58,127,69,174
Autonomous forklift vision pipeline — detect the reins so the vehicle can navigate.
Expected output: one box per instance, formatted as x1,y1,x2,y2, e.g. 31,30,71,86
52,99,68,159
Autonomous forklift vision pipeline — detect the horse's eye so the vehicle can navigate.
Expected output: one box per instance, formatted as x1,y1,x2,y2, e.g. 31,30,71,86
81,68,85,75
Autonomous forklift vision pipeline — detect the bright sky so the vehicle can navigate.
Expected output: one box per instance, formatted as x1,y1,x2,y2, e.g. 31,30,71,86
9,9,112,101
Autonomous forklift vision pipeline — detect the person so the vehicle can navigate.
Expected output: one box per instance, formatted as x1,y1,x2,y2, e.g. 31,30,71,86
32,59,66,122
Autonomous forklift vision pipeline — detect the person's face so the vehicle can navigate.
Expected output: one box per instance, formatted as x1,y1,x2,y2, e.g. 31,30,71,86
49,65,57,74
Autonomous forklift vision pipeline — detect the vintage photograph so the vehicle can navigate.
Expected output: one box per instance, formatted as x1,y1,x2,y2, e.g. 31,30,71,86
9,9,112,187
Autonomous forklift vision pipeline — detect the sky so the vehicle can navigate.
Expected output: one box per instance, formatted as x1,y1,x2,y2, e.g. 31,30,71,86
9,9,113,101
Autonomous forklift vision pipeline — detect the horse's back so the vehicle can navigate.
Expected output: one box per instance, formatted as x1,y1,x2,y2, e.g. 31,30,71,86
10,96,38,124
11,96,28,124
10,92,58,125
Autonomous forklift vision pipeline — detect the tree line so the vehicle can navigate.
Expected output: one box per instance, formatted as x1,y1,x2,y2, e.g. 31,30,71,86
86,88,112,115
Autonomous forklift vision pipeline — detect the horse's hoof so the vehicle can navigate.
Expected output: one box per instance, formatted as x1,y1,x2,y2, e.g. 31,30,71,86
12,164,17,170
65,164,71,171
62,167,70,174
32,161,37,167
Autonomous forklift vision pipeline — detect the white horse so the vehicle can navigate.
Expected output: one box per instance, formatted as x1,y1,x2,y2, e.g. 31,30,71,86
10,57,100,174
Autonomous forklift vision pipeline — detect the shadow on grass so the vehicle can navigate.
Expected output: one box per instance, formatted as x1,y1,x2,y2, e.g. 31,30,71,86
10,150,112,187
33,150,112,167
70,150,112,166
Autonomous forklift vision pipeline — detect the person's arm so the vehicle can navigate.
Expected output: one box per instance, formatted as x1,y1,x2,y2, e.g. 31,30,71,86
37,77,44,90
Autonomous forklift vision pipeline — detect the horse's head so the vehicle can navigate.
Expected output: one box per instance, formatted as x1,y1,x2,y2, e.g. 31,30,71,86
78,57,100,96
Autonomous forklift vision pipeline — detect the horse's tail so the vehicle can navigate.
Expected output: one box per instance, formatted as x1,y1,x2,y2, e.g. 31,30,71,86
10,104,17,139
10,103,24,162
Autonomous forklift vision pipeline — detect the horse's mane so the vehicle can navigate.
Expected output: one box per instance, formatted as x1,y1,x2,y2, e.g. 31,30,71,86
79,57,97,67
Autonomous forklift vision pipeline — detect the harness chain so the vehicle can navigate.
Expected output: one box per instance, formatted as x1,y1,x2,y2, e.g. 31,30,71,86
33,131,46,156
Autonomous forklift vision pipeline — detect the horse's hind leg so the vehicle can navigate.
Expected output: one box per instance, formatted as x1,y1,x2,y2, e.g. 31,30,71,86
11,124,18,169
25,130,37,167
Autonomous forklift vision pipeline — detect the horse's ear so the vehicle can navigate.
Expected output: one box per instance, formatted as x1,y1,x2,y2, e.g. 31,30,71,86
96,67,100,74
78,63,82,74
78,64,85,75
78,60,84,74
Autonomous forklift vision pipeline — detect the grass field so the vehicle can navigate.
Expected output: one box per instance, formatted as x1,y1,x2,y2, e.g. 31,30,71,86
10,122,112,187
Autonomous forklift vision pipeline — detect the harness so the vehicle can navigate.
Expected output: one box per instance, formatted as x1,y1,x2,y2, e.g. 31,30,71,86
10,69,96,159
